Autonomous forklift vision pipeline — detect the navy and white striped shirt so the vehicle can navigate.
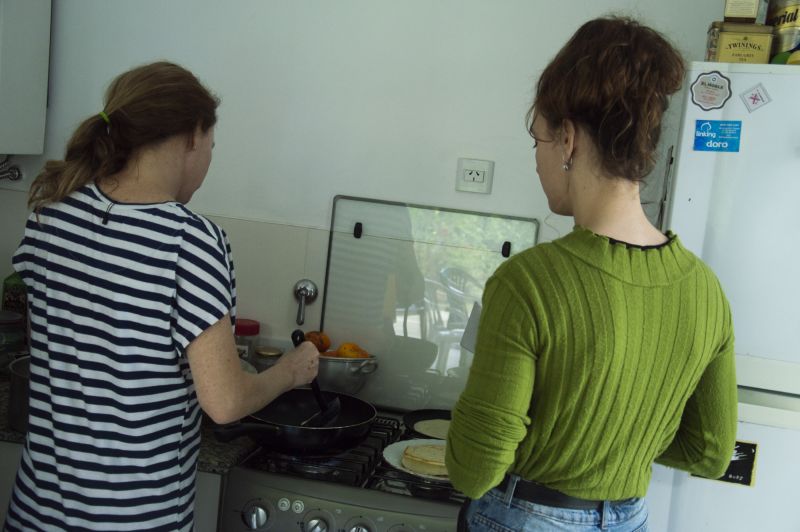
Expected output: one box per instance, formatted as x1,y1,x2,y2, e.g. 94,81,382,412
6,184,236,531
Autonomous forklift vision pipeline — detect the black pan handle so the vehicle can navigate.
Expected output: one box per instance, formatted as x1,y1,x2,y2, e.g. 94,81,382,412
291,328,328,411
291,328,305,348
213,421,280,442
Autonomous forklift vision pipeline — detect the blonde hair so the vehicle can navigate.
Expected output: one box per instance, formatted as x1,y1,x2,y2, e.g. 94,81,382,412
29,61,220,210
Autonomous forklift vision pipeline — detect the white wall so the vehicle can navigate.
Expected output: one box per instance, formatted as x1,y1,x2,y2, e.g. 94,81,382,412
0,0,724,339
2,1,721,231
0,0,725,327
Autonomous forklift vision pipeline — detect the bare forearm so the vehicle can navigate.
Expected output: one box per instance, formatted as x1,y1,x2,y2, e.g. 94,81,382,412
222,365,295,421
187,316,319,424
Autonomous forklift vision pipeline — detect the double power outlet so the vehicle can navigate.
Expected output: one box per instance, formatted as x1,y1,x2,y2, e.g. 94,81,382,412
455,158,494,194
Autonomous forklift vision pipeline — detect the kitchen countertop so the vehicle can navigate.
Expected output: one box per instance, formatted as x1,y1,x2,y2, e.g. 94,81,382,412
0,373,258,475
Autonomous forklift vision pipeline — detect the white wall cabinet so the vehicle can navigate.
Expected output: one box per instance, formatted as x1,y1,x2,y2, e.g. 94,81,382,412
0,0,51,155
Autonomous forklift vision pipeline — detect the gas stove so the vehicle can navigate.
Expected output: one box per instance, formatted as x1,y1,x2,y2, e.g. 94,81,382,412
218,415,463,531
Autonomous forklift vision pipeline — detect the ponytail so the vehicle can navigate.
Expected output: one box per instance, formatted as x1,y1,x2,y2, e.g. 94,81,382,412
28,61,219,211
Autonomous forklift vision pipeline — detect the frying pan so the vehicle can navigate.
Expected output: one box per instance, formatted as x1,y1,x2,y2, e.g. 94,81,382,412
214,368,376,454
403,409,451,439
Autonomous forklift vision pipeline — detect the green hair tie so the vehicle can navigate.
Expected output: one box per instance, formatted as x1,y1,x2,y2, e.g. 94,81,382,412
98,111,110,124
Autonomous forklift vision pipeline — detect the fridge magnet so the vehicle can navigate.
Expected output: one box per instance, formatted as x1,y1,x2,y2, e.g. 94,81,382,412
740,83,772,113
690,71,732,111
693,120,742,152
693,440,758,487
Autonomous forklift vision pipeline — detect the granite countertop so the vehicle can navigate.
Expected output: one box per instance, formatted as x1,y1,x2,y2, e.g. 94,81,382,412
0,373,258,475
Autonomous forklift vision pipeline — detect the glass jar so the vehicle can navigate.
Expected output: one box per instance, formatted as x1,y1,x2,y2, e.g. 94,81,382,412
234,318,260,360
252,345,283,372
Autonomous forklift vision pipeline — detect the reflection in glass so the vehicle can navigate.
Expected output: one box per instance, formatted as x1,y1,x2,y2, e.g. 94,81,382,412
322,197,538,411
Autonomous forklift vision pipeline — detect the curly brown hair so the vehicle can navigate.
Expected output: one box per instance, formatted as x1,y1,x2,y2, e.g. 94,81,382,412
527,17,685,181
28,61,220,211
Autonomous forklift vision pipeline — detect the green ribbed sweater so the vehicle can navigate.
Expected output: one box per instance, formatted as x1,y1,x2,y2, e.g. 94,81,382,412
445,227,737,500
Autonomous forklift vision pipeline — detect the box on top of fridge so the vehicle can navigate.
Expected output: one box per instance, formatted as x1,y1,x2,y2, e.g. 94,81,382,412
706,22,774,63
724,0,770,24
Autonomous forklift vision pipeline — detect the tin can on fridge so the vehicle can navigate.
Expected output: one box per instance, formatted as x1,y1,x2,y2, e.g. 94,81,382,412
706,22,774,63
767,0,800,61
724,0,770,23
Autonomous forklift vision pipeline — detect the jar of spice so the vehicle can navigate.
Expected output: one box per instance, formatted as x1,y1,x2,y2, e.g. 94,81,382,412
252,345,283,372
234,318,260,360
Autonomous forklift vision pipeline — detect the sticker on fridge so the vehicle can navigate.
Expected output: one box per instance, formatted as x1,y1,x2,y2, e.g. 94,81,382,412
693,440,758,487
693,120,742,152
740,83,772,113
690,71,732,111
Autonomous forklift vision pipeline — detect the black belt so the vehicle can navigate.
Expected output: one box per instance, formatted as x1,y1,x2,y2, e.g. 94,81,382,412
496,475,604,511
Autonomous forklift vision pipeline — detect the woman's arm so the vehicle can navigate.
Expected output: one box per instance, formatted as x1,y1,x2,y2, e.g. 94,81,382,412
655,329,737,479
186,314,319,424
446,276,535,499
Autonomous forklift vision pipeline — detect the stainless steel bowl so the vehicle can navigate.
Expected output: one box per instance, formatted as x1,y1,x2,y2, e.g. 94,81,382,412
317,355,378,394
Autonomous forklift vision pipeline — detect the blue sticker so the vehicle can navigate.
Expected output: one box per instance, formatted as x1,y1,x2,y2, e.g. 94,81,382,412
693,120,741,152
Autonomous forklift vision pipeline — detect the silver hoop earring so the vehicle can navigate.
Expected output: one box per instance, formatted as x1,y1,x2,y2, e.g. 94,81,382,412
562,157,572,171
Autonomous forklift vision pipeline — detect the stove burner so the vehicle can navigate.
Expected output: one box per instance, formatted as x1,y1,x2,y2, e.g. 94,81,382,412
239,414,464,504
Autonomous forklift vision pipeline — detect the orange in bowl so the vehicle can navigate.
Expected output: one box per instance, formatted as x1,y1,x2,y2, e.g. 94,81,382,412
305,331,331,352
336,342,370,358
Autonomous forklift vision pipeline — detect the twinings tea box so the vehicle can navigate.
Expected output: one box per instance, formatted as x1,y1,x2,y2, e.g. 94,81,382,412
707,22,774,63
724,0,769,23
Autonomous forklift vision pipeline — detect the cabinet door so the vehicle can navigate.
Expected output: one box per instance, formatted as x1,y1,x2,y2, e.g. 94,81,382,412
667,422,800,532
0,0,51,154
195,471,222,532
0,441,22,524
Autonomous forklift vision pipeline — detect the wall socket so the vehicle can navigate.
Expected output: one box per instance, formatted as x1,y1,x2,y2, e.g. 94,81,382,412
456,158,494,194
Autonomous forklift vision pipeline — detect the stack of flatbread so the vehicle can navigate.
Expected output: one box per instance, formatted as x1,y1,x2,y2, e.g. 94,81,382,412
401,443,448,477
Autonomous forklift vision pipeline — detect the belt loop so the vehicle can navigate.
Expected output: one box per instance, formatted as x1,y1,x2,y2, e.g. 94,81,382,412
503,474,520,507
599,500,609,530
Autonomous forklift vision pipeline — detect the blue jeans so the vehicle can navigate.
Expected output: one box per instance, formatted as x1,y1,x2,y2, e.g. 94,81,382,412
458,485,648,531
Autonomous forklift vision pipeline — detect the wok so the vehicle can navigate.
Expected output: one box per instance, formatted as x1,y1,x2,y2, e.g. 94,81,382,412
214,387,376,455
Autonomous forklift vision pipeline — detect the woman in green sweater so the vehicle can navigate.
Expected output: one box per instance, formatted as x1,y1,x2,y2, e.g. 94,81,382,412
447,16,737,531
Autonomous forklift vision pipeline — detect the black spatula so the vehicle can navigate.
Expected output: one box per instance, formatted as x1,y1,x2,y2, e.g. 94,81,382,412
291,329,341,427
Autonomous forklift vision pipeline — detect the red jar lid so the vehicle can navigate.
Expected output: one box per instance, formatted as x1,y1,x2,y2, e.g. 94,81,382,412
235,318,260,336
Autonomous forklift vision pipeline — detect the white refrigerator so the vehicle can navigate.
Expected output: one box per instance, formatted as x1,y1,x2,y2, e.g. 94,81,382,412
661,61,800,532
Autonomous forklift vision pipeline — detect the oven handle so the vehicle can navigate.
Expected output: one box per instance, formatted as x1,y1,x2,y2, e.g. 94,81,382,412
213,421,280,442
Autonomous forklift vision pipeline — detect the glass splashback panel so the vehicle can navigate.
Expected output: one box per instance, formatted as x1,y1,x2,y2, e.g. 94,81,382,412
321,196,539,412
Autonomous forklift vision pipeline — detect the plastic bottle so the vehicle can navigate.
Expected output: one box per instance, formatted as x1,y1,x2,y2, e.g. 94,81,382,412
234,318,260,360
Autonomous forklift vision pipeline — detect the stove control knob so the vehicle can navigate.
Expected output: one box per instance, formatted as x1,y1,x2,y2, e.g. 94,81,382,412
242,504,269,530
348,527,371,532
306,517,329,532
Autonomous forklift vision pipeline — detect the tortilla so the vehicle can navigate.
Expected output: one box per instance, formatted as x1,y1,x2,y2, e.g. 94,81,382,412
413,418,450,440
402,443,448,477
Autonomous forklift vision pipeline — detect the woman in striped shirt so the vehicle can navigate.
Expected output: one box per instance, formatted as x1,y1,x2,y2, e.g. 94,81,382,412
5,61,320,531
